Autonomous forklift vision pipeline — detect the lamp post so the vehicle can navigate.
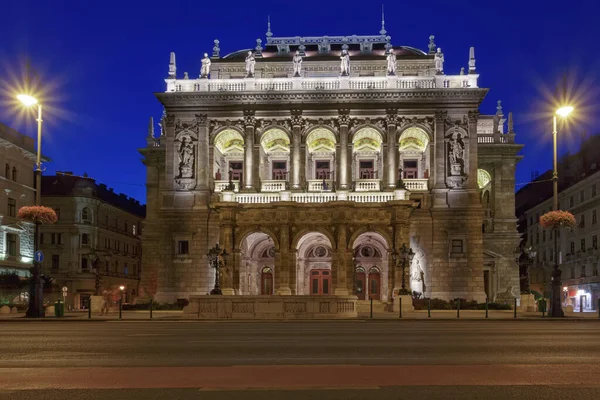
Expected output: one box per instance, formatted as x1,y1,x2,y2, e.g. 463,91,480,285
394,243,415,295
17,94,44,318
208,243,229,295
549,105,574,318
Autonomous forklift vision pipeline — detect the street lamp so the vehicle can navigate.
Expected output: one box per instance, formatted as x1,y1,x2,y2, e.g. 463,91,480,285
18,94,44,318
208,244,229,295
550,105,574,318
394,243,415,295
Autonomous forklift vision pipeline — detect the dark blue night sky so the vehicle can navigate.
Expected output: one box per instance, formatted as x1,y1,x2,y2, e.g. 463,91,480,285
1,0,599,203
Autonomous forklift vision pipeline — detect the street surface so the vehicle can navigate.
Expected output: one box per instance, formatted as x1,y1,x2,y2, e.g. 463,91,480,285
1,320,599,399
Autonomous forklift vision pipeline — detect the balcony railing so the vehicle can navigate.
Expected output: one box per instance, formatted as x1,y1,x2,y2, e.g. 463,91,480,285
214,180,240,193
167,74,479,93
219,189,408,204
355,179,381,192
261,180,287,192
308,179,334,192
403,179,428,191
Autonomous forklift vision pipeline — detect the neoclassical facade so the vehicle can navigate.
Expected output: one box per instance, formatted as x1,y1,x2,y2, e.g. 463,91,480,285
140,29,522,305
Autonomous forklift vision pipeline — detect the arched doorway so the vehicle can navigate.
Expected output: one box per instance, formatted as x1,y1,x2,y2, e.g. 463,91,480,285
295,232,333,295
260,267,274,295
355,267,366,300
352,232,389,301
239,232,275,295
368,267,382,300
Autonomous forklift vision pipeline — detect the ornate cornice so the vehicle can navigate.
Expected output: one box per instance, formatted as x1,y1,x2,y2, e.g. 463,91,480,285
157,89,489,108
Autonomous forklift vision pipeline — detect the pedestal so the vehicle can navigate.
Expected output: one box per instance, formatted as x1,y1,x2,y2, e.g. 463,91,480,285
393,295,414,313
394,189,407,200
221,288,235,296
519,294,536,312
276,287,292,295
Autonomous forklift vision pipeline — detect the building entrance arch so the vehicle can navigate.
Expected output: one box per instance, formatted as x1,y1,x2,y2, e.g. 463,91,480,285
260,267,274,295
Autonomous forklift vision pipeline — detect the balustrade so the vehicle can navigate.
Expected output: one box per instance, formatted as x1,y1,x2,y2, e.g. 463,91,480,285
214,180,240,193
261,180,287,192
403,179,428,191
355,179,381,192
307,179,334,192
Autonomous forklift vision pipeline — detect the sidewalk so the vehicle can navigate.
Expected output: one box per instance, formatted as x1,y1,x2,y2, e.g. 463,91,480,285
1,309,599,321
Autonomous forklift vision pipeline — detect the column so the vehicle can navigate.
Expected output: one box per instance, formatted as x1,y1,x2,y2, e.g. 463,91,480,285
338,110,351,190
243,110,255,191
196,114,209,190
386,110,398,189
164,115,176,190
276,224,291,295
334,224,349,295
220,223,235,295
290,112,303,190
433,110,447,189
467,110,479,191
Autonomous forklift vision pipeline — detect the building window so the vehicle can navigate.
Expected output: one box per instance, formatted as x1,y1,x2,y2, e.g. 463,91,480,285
105,261,109,273
124,221,128,233
579,214,585,228
580,190,585,203
593,264,599,276
4,163,9,178
39,233,44,245
81,257,89,271
105,215,109,226
132,224,136,236
581,239,586,252
594,235,598,249
450,239,464,254
550,248,554,261
114,261,119,273
178,240,189,255
81,233,89,246
536,231,539,244
7,198,16,217
570,196,574,207
570,242,575,255
593,185,597,197
542,230,546,242
6,233,17,256
81,207,90,222
51,254,59,271
542,250,547,262
581,265,586,277
124,263,128,275
53,208,60,221
11,167,17,182
593,210,598,225
570,267,575,279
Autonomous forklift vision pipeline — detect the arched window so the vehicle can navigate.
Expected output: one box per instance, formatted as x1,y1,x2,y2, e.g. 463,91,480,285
81,207,91,222
477,169,492,189
5,164,9,178
11,167,17,182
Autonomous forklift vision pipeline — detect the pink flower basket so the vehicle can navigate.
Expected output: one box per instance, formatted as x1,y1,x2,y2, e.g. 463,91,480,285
17,206,58,225
539,210,576,230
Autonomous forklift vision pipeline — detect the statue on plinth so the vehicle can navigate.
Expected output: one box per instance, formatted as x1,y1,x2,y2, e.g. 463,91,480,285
178,136,194,178
434,48,444,74
200,53,211,78
448,133,465,176
292,50,303,77
386,49,397,76
340,49,350,76
245,51,256,77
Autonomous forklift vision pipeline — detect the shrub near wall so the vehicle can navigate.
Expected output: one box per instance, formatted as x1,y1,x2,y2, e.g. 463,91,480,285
413,298,512,310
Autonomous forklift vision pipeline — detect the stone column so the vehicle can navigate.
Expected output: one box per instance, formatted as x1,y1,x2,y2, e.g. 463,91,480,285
337,110,351,190
467,110,479,191
164,115,177,190
196,114,209,190
276,224,291,295
334,224,349,295
386,110,398,189
219,224,235,295
433,110,447,189
243,110,256,191
290,111,303,190
288,251,297,295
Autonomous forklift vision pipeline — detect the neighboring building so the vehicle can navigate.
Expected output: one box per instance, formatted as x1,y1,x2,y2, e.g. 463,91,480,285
0,122,37,277
39,172,145,309
139,26,522,305
517,137,600,311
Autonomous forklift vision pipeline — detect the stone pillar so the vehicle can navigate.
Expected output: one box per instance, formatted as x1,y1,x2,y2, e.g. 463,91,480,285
467,110,479,192
276,225,291,295
196,114,209,190
220,223,235,295
289,251,297,295
337,110,351,190
334,224,349,295
290,111,303,190
164,115,177,190
345,250,355,294
243,110,256,191
433,110,447,189
386,110,398,189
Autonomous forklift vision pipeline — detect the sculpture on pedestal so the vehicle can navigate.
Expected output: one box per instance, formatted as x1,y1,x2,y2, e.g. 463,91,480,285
434,48,444,74
448,133,465,176
292,50,303,77
340,49,350,76
386,49,397,76
200,53,211,78
245,51,256,77
178,136,195,178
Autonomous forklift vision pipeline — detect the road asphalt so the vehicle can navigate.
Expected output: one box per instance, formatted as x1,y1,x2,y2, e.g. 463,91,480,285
1,320,599,399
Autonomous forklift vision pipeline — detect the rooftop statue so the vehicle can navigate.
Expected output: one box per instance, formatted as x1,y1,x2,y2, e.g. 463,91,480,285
200,53,211,78
340,49,350,76
386,49,397,76
292,50,303,77
434,48,444,74
245,51,256,77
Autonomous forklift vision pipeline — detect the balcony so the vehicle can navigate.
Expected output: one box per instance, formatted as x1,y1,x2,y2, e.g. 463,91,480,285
214,180,240,193
308,179,334,192
220,190,409,204
355,179,381,192
167,74,479,93
261,180,287,192
403,179,428,191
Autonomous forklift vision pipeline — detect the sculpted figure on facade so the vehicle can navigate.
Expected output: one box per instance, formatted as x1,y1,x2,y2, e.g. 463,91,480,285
178,135,195,178
386,49,397,76
245,51,256,77
340,49,350,76
200,53,211,78
448,131,466,178
292,50,303,77
434,48,444,74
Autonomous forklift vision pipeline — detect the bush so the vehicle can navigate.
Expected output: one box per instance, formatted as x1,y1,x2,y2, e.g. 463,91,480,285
412,297,513,311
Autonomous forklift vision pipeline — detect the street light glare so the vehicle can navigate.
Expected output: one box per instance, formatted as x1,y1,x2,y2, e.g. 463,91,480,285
119,285,125,291
16,94,39,107
556,106,574,118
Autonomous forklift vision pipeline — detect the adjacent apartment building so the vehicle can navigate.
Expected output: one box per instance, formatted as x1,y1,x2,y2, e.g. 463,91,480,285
516,135,600,311
0,122,37,278
40,172,146,309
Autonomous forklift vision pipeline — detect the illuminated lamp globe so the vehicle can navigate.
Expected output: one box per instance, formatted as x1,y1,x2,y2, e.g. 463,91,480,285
556,106,574,118
17,94,38,107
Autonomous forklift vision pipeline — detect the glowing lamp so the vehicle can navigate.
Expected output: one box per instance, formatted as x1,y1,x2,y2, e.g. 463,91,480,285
17,94,38,107
556,106,574,118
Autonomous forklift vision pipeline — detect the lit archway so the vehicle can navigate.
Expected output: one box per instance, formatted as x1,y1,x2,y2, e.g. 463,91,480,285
352,232,389,302
306,127,337,182
399,127,429,152
352,127,383,152
306,128,336,153
296,232,333,296
260,128,290,154
239,232,275,295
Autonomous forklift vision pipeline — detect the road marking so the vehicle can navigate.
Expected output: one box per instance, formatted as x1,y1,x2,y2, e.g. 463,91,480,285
188,339,300,343
127,334,174,337
198,386,381,391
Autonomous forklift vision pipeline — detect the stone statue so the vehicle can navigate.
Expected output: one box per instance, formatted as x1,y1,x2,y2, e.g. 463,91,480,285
292,50,303,77
200,53,211,78
178,136,194,178
434,48,444,74
448,133,465,176
340,49,350,76
386,49,397,76
245,51,256,77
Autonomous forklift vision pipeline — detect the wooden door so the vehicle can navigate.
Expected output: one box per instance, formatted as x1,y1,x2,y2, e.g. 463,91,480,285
260,268,273,295
368,271,381,300
310,269,331,295
356,271,366,300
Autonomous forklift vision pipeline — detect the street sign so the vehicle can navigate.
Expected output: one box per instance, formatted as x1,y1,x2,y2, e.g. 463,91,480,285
34,251,44,263
62,286,68,293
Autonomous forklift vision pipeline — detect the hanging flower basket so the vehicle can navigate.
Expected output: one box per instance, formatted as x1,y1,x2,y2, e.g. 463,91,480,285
539,210,576,230
17,206,58,225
